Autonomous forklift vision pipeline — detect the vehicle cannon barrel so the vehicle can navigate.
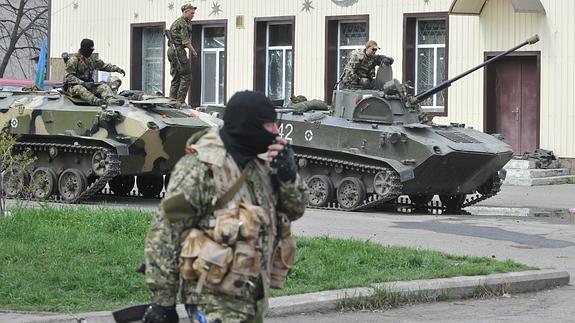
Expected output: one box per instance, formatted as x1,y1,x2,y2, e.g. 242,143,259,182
407,34,539,107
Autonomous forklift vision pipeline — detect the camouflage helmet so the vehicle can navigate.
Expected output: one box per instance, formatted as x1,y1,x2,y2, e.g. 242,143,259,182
365,40,380,50
107,76,122,91
181,2,197,11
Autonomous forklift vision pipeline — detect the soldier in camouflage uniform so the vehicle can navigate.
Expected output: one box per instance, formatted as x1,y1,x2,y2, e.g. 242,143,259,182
341,40,394,90
143,91,307,323
167,3,198,105
64,38,125,105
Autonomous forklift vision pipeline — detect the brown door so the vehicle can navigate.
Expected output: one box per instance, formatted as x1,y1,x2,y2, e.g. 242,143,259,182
492,56,539,154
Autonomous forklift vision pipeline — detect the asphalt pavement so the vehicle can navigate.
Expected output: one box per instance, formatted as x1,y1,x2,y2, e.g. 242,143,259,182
2,183,575,322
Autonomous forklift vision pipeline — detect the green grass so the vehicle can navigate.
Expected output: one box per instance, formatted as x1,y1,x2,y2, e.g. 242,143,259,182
0,207,531,313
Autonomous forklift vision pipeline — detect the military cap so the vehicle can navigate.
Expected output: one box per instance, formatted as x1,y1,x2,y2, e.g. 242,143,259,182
181,2,197,11
365,40,380,50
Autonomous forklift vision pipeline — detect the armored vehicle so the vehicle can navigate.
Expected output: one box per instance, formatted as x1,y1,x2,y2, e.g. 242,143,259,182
279,35,539,211
0,87,221,202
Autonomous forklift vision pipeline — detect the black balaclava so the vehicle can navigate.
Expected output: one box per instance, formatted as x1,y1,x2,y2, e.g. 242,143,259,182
79,38,94,58
219,91,278,168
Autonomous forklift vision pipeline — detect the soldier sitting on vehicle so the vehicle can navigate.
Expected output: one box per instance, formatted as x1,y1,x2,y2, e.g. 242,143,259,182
64,38,126,106
340,40,394,90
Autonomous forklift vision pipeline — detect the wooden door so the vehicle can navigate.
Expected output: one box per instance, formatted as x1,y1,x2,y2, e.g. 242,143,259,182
492,56,539,154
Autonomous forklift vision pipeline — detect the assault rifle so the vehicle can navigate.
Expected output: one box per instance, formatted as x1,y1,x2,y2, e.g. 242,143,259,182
164,29,184,70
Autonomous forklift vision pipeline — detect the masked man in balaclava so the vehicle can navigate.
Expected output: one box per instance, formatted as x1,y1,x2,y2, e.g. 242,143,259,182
64,38,126,106
143,90,307,323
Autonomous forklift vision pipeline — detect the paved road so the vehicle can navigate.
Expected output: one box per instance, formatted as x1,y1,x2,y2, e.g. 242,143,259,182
264,207,575,322
4,184,575,322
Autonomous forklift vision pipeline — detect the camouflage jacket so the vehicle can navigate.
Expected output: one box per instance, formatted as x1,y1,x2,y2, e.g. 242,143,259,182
342,49,387,82
170,16,193,48
145,128,307,313
64,53,122,86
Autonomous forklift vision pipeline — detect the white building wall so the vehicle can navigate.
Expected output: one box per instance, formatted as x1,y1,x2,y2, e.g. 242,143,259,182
50,0,575,157
444,0,575,157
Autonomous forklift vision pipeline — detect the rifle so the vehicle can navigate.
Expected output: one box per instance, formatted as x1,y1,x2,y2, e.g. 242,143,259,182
164,29,184,70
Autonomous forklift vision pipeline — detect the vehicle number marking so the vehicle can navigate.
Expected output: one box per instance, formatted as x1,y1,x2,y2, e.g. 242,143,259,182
279,123,293,142
10,118,18,128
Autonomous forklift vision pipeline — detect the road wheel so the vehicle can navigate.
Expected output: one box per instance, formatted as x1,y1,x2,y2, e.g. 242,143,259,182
137,175,164,198
31,168,58,199
337,177,366,210
307,175,335,207
109,175,135,196
58,169,87,202
2,166,29,198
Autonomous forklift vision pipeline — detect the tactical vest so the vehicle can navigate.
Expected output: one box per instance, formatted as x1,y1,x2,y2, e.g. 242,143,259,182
178,156,296,298
355,53,377,79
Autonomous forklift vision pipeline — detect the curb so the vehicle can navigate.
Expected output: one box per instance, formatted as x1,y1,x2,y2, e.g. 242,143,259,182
267,269,569,317
7,269,568,322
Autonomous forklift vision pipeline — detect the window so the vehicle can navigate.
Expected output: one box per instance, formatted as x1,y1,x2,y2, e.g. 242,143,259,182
325,15,369,103
337,22,368,85
190,20,227,107
201,26,225,105
403,14,448,115
254,17,294,103
130,23,165,95
415,19,446,112
266,23,293,104
142,27,164,95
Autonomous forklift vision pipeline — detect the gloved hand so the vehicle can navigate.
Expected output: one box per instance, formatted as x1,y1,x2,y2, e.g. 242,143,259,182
383,56,394,66
271,146,298,183
117,68,126,76
142,304,178,323
349,73,358,82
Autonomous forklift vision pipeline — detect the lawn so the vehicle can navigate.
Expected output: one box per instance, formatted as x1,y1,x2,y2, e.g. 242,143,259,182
0,207,531,313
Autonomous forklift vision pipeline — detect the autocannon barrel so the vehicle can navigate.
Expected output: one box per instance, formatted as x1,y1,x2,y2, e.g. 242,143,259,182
409,34,539,106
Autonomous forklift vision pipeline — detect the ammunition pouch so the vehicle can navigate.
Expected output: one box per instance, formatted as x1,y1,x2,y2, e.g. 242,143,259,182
179,203,271,297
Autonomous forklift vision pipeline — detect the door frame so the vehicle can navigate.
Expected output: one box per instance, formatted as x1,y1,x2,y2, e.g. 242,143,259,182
483,51,541,151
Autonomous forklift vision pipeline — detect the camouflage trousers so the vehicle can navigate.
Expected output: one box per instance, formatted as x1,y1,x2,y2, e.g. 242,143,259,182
181,289,265,323
68,84,114,105
168,46,192,104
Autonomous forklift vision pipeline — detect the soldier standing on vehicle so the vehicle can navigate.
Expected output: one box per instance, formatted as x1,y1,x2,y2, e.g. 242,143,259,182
167,2,198,106
340,40,394,89
143,90,307,323
64,38,125,105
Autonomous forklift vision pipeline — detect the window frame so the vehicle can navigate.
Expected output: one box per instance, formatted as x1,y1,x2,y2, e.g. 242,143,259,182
265,22,293,103
414,18,447,112
324,15,369,103
336,20,368,89
403,12,449,116
253,16,295,99
200,25,226,106
130,22,166,93
191,19,228,107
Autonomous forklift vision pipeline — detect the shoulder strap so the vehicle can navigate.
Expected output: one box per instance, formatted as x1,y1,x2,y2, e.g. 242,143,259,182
209,162,252,212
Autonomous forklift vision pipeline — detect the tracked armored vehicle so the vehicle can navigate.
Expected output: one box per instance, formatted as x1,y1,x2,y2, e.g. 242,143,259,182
0,87,221,202
279,35,539,211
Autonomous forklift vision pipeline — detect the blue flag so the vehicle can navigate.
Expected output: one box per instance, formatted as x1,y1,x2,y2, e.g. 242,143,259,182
34,38,47,90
